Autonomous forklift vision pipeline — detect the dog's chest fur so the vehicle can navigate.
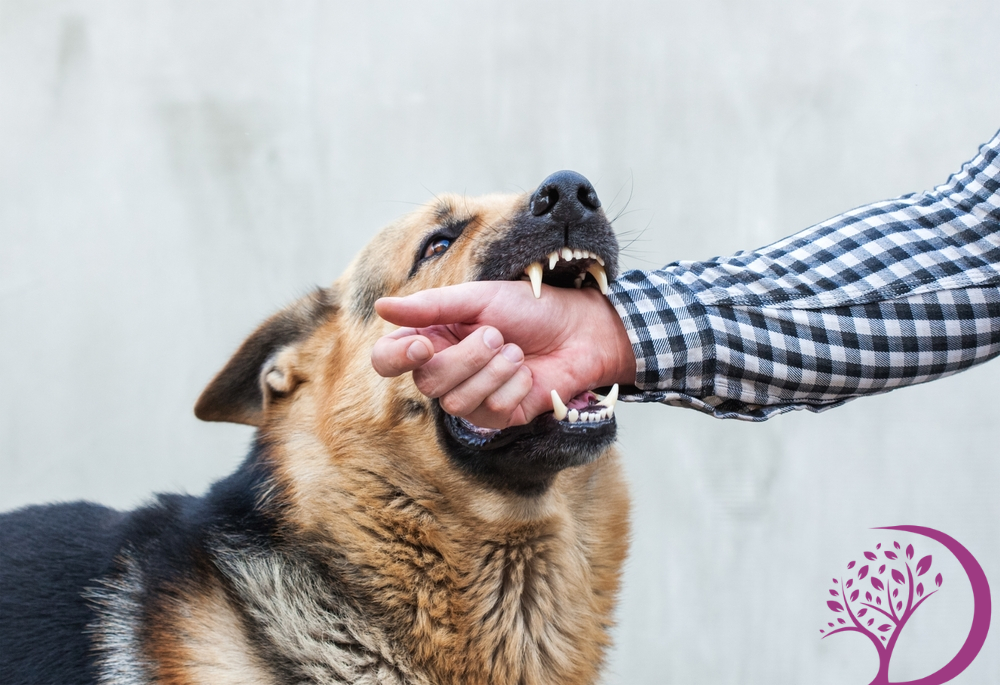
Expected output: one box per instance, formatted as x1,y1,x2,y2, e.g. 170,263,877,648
89,507,617,685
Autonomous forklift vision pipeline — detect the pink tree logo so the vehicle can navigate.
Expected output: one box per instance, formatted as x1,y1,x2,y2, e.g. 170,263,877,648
820,525,992,685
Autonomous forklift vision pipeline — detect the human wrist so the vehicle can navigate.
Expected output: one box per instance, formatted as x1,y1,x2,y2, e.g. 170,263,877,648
589,289,636,388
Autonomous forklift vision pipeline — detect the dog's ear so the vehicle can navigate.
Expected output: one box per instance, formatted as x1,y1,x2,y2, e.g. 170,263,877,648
194,288,338,426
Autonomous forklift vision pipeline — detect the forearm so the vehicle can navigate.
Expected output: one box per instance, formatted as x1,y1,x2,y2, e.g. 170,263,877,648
609,129,1000,421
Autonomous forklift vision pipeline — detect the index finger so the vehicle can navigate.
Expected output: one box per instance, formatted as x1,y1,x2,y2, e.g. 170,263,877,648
374,281,506,328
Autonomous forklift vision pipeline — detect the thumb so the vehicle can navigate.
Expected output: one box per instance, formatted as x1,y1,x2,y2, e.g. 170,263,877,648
374,281,504,328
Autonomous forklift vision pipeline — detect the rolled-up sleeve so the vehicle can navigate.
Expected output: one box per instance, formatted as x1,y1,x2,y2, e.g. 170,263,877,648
607,130,1000,421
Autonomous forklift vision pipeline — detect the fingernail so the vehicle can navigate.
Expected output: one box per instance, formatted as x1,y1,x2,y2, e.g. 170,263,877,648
483,327,503,350
501,344,523,363
406,340,431,362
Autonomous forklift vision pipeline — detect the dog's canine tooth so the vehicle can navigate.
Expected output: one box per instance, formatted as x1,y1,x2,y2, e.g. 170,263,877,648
561,247,573,261
550,390,568,421
595,254,605,266
567,408,579,423
548,251,559,270
597,383,619,409
525,262,543,298
586,263,609,294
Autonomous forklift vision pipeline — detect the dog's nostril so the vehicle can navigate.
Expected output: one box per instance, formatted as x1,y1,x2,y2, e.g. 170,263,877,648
530,186,559,217
577,185,601,210
529,170,601,223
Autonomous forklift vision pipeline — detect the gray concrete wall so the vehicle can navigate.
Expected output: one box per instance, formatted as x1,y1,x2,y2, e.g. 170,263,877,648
1,1,998,682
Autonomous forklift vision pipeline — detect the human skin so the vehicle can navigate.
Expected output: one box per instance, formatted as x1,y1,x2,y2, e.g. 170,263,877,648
371,280,637,429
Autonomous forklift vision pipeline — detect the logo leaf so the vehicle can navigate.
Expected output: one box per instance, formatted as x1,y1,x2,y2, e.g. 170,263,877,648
878,624,892,632
858,607,868,617
828,601,844,612
916,555,933,576
846,579,853,588
892,569,905,585
865,591,872,602
906,544,914,560
830,589,839,597
847,560,856,570
858,565,869,580
871,577,885,592
885,551,898,560
867,618,874,626
916,583,924,597
879,564,886,574
935,573,943,587
864,551,877,560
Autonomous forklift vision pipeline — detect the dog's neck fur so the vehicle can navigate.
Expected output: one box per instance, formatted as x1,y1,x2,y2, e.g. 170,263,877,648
254,432,626,685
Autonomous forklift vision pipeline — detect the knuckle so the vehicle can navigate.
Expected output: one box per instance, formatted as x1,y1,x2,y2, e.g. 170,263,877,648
439,394,468,417
412,372,440,399
482,393,514,415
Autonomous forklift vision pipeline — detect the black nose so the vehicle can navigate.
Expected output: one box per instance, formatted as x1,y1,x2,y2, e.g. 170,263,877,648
529,170,601,222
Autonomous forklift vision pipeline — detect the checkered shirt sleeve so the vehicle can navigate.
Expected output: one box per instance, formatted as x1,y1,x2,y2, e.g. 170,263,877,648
607,130,1000,421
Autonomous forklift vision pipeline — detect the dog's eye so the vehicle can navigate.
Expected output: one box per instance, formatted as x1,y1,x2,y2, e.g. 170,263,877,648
422,238,451,259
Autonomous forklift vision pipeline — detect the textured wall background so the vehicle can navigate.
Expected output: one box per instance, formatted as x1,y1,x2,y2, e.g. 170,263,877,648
1,1,998,682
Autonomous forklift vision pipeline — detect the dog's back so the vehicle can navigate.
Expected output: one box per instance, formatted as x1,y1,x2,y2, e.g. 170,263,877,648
1,502,124,682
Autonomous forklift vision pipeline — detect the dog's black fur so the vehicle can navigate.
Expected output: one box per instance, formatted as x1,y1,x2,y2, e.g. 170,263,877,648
0,443,279,684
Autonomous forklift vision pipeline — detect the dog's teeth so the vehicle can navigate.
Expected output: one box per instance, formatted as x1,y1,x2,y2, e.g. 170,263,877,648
586,263,609,294
550,390,568,421
573,249,583,260
595,254,605,266
561,247,573,261
606,404,614,418
568,409,579,423
525,262,543,299
574,274,584,289
597,383,619,410
549,252,559,270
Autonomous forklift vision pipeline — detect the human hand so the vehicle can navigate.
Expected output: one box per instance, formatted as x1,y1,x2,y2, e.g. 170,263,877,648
371,281,636,429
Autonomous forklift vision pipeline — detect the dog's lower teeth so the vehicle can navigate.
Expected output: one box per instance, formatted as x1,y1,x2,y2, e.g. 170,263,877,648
568,409,579,423
550,390,568,420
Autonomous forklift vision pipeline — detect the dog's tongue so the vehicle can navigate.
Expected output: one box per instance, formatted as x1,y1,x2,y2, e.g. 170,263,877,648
567,391,598,410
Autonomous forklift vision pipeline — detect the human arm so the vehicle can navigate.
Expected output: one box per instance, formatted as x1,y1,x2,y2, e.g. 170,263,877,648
372,129,1000,424
610,129,1000,420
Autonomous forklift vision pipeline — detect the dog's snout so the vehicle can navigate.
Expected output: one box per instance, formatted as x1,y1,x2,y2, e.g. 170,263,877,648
529,170,601,222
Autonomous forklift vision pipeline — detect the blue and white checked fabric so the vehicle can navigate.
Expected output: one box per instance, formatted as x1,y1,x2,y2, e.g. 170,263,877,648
608,130,1000,421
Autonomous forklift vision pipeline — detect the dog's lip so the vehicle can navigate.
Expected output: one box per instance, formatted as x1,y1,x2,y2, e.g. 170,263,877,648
443,402,616,452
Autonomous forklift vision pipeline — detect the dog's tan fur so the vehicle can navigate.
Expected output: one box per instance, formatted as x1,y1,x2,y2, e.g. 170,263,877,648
165,193,630,685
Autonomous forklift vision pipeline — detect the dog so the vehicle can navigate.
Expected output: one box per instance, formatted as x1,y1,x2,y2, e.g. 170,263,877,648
0,170,630,685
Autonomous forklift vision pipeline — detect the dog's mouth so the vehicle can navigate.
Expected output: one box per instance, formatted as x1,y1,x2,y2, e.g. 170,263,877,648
438,243,619,494
518,247,609,298
434,170,621,493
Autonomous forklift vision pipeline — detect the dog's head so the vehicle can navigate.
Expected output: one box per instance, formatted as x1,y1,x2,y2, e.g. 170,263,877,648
194,170,620,500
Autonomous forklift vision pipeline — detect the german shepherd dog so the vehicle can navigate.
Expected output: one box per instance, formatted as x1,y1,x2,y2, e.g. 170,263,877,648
0,171,629,684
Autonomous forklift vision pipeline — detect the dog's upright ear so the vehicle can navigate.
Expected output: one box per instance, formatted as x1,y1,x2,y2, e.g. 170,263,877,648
194,287,338,426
